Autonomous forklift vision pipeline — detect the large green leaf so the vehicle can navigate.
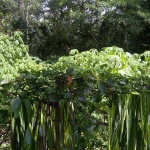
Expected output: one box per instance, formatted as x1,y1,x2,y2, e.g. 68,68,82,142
24,127,31,145
11,98,22,117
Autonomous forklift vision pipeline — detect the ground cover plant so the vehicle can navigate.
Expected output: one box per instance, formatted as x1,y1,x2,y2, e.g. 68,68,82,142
1,32,150,149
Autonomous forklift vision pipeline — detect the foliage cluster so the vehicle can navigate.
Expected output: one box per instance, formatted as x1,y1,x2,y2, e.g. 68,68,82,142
0,31,46,81
0,31,46,118
55,47,150,93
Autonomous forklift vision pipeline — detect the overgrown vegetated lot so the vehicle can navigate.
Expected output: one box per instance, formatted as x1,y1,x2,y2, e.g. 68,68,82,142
1,32,150,149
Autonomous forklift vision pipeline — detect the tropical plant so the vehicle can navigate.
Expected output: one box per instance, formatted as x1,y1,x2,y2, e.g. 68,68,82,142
5,44,150,149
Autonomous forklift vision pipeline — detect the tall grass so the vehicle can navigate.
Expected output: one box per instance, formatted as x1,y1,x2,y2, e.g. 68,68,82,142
109,93,150,150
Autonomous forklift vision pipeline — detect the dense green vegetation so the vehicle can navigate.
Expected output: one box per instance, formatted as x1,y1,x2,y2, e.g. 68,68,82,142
0,32,150,149
0,0,150,149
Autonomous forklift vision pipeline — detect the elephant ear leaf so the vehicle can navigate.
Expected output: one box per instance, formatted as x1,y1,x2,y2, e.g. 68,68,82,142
11,98,22,117
24,127,31,145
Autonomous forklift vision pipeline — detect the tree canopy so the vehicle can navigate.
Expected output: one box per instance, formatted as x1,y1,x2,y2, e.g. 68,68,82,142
0,0,150,59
